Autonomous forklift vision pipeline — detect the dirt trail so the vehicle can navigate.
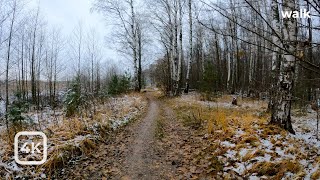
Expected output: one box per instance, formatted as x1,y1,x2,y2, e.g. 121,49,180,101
60,93,175,179
122,95,160,179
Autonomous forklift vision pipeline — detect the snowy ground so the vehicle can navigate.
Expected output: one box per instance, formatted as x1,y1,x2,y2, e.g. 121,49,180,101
291,112,320,149
175,93,320,179
179,92,268,111
0,93,147,179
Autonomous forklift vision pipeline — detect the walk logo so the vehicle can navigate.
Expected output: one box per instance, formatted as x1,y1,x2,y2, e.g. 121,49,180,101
14,131,47,165
281,9,311,18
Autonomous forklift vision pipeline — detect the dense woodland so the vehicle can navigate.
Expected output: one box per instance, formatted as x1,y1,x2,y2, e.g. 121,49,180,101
0,0,320,178
147,0,320,133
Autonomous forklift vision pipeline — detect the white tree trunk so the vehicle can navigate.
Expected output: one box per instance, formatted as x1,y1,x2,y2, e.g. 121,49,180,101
224,34,231,91
130,0,139,91
171,0,180,96
185,0,192,93
271,0,281,72
178,0,183,83
271,0,296,134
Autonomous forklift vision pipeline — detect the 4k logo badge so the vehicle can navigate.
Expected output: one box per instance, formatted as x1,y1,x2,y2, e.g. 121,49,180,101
14,131,47,165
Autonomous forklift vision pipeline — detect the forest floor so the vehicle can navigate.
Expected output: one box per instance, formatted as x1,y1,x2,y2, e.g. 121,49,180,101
54,91,320,179
0,92,148,179
1,91,320,179
59,92,175,180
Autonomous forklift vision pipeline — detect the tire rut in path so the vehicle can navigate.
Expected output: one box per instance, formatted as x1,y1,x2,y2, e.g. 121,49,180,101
122,96,160,180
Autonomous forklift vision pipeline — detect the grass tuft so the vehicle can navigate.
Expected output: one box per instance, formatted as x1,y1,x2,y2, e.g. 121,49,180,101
248,159,301,178
311,169,320,180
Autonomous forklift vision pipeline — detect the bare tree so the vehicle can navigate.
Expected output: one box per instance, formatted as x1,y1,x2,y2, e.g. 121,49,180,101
93,0,144,91
148,0,183,96
86,28,103,94
70,22,84,78
5,0,17,132
30,6,40,105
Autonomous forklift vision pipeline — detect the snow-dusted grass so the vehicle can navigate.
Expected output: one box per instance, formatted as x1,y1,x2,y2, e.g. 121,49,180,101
172,93,320,179
0,93,147,179
291,111,320,148
107,94,147,129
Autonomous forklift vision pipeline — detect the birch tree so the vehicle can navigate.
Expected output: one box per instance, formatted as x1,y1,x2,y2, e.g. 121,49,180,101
93,0,143,91
185,0,192,93
270,0,297,134
150,0,183,95
269,0,281,115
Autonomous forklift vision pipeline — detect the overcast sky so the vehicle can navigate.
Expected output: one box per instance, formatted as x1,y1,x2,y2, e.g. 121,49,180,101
29,0,122,77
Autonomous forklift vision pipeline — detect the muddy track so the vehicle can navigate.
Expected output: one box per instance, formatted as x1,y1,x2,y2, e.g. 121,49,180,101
122,95,160,179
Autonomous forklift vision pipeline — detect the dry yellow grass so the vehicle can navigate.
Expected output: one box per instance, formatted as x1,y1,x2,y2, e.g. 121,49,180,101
79,138,97,154
168,94,320,179
240,113,256,128
285,146,300,155
260,124,287,139
173,99,267,137
0,125,30,162
311,169,320,180
207,110,228,132
234,143,246,151
241,150,254,162
42,137,97,175
248,159,301,178
0,93,148,179
216,95,233,103
239,134,260,147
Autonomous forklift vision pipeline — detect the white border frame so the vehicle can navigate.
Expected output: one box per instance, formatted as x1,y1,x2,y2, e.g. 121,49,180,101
14,131,47,165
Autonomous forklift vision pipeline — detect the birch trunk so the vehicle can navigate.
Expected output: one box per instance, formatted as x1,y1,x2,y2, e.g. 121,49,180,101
172,0,179,96
185,0,192,93
178,0,183,87
269,0,281,112
224,34,231,91
130,0,139,91
137,23,142,91
270,0,296,134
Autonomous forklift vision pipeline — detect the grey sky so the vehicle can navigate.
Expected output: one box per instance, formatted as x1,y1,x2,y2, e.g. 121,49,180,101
35,0,104,34
29,0,120,76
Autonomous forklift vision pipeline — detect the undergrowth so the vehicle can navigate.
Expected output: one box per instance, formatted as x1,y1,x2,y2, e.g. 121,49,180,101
0,93,148,178
167,95,315,179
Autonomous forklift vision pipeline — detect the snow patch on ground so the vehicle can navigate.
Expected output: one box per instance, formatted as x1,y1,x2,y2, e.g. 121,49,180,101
180,93,320,178
221,141,236,148
291,114,320,149
0,94,147,179
107,95,147,129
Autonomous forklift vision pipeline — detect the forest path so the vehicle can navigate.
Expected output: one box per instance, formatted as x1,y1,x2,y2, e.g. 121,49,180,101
60,92,175,179
121,93,163,179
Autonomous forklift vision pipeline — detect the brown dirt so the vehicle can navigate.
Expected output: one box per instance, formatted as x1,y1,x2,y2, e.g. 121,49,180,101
121,95,167,179
58,93,175,180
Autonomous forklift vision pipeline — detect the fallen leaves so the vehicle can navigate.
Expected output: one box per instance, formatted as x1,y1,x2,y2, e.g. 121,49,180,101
165,94,320,179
